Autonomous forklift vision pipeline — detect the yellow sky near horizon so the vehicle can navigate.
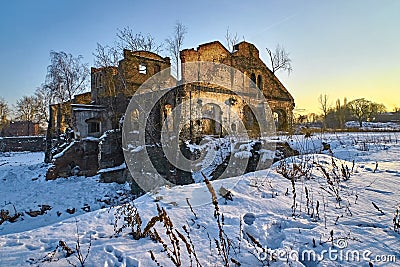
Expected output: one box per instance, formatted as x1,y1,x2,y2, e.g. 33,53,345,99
284,64,399,115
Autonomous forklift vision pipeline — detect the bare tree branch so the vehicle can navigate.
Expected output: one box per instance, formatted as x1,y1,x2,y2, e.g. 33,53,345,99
116,26,163,54
266,44,292,75
318,94,330,129
0,97,10,121
14,96,39,123
165,22,187,79
225,28,239,52
34,85,55,125
45,51,89,103
93,43,120,68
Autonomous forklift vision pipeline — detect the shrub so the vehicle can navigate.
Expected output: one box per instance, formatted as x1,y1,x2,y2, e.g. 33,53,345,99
113,201,162,240
393,206,400,233
31,219,91,267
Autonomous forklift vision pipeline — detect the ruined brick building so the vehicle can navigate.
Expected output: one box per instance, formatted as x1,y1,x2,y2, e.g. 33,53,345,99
47,41,295,182
180,41,294,132
49,92,92,137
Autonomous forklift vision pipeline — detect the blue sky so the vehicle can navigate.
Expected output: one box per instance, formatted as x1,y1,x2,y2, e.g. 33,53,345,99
0,0,399,114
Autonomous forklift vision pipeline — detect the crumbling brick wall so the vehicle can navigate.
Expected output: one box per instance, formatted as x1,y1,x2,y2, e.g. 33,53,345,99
98,129,124,170
180,41,295,131
46,139,99,180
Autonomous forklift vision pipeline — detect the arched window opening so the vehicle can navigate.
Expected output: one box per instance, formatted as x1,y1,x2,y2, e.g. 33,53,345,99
257,75,263,90
154,64,161,74
273,110,287,131
130,109,140,131
201,103,222,136
243,105,260,137
250,73,256,87
163,104,173,131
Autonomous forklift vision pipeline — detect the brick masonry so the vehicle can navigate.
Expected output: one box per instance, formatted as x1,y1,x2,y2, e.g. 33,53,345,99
46,139,99,180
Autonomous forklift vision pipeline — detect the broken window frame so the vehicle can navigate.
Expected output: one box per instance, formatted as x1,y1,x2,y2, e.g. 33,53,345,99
139,64,147,74
87,120,100,134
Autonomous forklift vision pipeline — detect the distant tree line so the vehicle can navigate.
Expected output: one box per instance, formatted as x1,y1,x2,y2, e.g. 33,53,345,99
296,94,393,129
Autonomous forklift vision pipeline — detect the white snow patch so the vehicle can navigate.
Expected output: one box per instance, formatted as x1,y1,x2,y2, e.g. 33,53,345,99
98,163,126,173
53,141,75,159
234,150,252,159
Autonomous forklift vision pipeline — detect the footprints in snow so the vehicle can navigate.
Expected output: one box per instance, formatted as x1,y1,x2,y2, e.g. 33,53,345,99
25,244,41,251
1,234,40,251
103,244,139,267
359,164,400,175
4,240,24,247
242,213,318,251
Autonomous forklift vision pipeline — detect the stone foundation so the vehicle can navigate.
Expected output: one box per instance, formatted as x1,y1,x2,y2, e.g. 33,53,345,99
46,139,99,180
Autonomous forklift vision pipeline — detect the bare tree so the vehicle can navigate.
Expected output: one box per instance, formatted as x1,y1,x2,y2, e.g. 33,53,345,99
0,97,10,135
43,50,89,142
335,97,347,129
308,113,318,123
14,96,39,122
93,26,163,94
34,85,54,126
93,42,126,95
371,102,386,114
0,97,9,122
348,98,386,127
34,84,58,163
13,95,41,135
165,22,187,79
93,43,120,68
266,44,292,75
46,51,89,103
116,26,162,53
318,94,330,129
95,26,162,66
225,28,240,52
93,26,167,131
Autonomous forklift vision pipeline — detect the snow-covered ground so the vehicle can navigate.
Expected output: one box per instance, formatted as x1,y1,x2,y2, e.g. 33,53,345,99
0,152,130,236
1,132,399,266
